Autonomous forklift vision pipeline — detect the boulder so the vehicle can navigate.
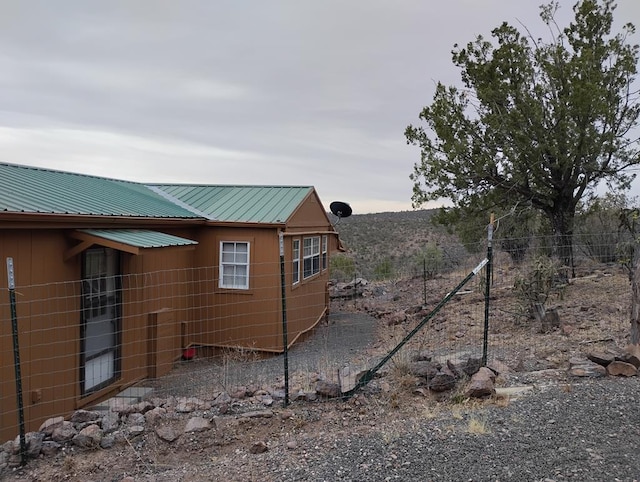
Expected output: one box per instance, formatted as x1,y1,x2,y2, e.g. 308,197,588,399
71,409,101,424
316,380,342,398
428,366,457,392
72,424,103,449
51,421,77,443
606,361,637,377
184,417,211,433
408,360,441,380
587,351,616,367
156,425,180,442
568,360,607,378
39,416,64,436
465,367,496,398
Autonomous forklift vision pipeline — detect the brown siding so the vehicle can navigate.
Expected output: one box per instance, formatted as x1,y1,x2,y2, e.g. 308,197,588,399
0,230,80,442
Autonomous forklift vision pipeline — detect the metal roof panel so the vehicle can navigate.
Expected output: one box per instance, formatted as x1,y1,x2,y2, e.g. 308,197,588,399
151,185,313,223
79,229,198,248
0,163,200,218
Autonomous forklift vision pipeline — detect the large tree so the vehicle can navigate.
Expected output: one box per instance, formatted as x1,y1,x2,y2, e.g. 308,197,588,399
405,0,639,271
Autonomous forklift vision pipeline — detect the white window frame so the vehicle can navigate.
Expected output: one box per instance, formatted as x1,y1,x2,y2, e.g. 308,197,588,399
303,236,321,279
321,235,328,271
219,241,250,289
292,238,301,285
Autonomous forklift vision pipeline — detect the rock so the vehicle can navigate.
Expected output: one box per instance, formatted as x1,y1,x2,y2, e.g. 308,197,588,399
486,360,511,376
127,413,146,426
249,441,269,454
101,411,120,433
40,441,61,456
316,380,342,398
461,357,483,376
127,425,145,438
133,401,154,413
286,440,297,450
280,410,295,420
213,392,232,407
100,435,116,449
25,431,44,458
51,421,77,443
339,366,367,393
385,311,407,326
71,409,101,424
156,425,180,442
412,350,432,362
587,351,616,367
241,410,274,419
184,417,211,433
144,407,167,425
39,416,64,436
408,360,441,379
428,368,457,392
568,361,607,378
270,389,286,400
72,424,103,449
177,396,210,412
619,352,640,369
606,361,637,377
465,367,496,398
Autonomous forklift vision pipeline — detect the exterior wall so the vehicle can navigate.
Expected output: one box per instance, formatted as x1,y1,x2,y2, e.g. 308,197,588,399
190,226,284,350
0,228,197,442
0,230,81,442
120,245,196,384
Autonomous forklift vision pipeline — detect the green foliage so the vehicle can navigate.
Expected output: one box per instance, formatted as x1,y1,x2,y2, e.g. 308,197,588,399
415,242,444,279
513,255,562,322
406,0,640,269
330,254,356,281
575,192,636,263
373,258,394,280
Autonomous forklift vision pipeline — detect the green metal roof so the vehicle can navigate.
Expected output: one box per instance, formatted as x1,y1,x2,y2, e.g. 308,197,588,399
79,229,198,248
150,185,314,223
0,163,200,218
0,163,315,224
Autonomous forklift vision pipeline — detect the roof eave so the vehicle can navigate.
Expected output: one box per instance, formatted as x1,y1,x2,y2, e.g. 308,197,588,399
0,212,207,229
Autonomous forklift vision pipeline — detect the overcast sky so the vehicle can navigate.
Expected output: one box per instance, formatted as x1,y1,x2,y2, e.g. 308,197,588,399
0,1,638,214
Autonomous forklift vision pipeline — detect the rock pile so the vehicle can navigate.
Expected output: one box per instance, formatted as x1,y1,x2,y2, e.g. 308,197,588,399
0,380,349,473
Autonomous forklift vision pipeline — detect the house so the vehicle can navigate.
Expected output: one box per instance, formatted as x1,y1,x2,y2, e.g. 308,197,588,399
0,162,342,441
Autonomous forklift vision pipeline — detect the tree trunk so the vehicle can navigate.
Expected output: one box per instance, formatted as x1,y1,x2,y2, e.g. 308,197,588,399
630,256,640,347
549,209,575,279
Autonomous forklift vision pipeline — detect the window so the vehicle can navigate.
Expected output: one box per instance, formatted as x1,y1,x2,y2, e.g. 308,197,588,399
303,236,320,279
322,235,328,271
292,239,300,285
220,241,250,289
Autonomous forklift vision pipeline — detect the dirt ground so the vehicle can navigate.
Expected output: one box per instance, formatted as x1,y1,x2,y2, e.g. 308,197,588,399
3,261,635,481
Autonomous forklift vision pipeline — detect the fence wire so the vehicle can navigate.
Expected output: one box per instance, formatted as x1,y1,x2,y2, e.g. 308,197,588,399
0,234,634,442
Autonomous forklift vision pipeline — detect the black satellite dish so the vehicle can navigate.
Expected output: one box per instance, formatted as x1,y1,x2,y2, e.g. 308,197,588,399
330,201,352,222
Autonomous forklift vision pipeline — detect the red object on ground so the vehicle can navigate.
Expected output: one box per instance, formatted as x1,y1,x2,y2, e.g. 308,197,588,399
182,347,196,360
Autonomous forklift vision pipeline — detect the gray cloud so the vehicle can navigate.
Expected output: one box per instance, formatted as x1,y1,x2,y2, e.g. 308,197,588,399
0,0,638,213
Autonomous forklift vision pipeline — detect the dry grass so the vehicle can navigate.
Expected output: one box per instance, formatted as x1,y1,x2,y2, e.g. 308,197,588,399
468,415,490,435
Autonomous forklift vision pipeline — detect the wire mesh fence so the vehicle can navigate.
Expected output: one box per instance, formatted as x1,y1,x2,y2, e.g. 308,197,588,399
0,233,634,442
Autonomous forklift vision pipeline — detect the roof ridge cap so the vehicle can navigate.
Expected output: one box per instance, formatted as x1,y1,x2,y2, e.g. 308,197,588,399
145,185,215,220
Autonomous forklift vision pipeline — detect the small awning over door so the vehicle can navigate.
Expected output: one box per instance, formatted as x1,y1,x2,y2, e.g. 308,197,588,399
66,229,198,259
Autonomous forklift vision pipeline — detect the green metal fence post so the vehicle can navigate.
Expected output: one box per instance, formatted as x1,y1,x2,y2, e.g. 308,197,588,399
7,257,26,465
482,214,494,366
278,233,290,407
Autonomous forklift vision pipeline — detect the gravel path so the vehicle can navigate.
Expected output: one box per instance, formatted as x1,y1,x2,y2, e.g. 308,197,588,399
152,312,379,399
273,377,640,481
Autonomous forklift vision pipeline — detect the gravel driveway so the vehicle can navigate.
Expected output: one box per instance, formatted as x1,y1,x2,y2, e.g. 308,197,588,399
275,377,640,481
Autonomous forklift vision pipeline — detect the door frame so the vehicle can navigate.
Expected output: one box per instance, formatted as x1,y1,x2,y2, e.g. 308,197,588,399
80,247,122,395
